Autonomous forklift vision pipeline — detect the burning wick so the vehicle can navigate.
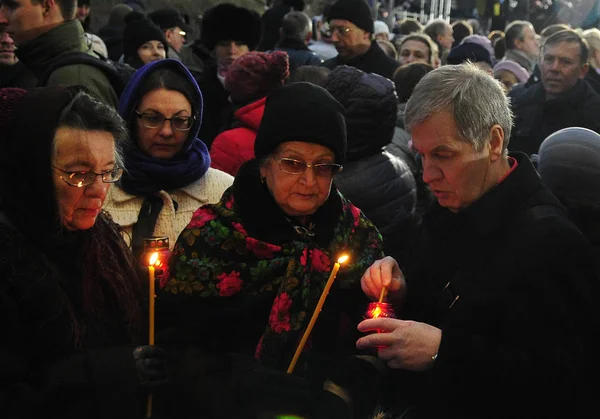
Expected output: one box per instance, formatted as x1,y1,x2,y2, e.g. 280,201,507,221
287,254,349,374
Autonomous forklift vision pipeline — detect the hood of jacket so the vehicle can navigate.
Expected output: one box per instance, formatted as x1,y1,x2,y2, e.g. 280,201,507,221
118,58,203,155
234,97,266,131
323,65,397,161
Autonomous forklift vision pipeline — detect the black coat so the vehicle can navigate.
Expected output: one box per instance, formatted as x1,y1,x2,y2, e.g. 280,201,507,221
0,61,37,89
273,38,323,75
385,153,600,418
322,41,400,80
0,216,146,419
509,79,600,156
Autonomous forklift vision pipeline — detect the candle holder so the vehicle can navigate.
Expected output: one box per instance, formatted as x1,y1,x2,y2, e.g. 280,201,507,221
141,237,170,270
364,302,396,347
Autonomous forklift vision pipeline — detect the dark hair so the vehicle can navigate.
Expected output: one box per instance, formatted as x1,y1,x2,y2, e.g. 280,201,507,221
397,17,424,35
494,37,506,60
504,20,531,50
57,91,127,168
540,23,571,39
451,20,473,47
131,67,200,135
543,29,589,65
393,62,434,103
31,0,77,21
288,65,330,86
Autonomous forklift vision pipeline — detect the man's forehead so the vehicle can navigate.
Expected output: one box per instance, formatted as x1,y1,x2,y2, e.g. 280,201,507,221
543,41,582,58
329,19,358,29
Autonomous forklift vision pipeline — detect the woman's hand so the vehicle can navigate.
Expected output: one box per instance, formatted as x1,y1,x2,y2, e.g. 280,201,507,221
356,318,441,371
360,256,406,304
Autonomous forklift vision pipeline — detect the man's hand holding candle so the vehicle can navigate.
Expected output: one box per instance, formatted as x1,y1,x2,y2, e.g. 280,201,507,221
360,256,406,306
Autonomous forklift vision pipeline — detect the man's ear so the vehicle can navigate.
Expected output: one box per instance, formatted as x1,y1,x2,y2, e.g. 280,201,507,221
579,62,589,79
488,124,505,162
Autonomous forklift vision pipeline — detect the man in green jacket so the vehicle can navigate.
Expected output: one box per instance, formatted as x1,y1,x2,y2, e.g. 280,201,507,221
0,0,119,107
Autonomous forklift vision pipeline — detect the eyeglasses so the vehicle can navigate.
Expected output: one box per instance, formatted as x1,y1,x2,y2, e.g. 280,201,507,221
178,30,186,37
324,25,354,37
53,166,123,187
135,110,194,131
274,156,343,177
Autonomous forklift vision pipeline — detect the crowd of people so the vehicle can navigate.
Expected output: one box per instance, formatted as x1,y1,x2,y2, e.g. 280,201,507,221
1,0,600,418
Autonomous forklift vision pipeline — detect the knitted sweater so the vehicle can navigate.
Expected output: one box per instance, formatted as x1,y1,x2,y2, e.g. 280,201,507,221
103,168,233,249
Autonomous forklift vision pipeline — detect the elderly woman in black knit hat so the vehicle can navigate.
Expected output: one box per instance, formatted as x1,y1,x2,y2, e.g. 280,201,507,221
156,83,384,418
122,12,168,68
0,86,166,418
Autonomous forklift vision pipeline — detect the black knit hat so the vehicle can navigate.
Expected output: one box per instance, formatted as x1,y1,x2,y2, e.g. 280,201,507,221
446,42,493,67
254,82,347,164
123,12,169,61
201,3,262,51
326,0,375,34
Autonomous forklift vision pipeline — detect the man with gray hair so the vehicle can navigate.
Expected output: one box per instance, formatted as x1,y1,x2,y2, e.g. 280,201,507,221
339,62,599,418
273,10,322,75
502,20,539,75
423,18,454,64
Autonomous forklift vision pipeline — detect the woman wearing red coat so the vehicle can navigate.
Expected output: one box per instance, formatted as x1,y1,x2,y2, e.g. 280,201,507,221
209,51,290,176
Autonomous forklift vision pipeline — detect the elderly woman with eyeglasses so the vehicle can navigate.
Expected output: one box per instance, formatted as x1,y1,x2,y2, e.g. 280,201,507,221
156,83,384,417
0,86,167,418
103,59,233,264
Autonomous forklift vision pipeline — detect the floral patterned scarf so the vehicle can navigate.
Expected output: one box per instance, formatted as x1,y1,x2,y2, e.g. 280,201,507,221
162,160,384,370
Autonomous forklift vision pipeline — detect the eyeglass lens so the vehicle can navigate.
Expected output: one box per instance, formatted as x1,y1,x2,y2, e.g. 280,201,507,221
138,112,193,131
278,158,341,177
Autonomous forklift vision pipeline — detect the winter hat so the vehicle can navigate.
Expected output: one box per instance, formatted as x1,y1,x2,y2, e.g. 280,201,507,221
148,7,190,32
254,82,347,164
326,0,375,34
374,20,393,40
461,34,495,61
123,12,168,62
225,51,290,105
201,3,262,51
538,127,600,206
493,59,529,84
446,41,493,67
108,3,133,26
323,65,397,160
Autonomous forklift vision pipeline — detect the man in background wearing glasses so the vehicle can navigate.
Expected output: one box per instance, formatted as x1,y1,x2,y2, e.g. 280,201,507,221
149,6,189,61
321,0,399,80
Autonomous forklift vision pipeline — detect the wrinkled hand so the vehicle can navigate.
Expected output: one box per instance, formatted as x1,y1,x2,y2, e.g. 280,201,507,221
133,345,167,388
356,318,441,371
361,256,406,304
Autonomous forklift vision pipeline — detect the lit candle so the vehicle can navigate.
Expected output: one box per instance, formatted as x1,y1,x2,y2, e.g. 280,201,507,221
146,252,158,419
287,254,349,374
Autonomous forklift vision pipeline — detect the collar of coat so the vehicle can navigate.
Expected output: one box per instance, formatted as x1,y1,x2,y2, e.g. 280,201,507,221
109,177,211,204
233,159,342,247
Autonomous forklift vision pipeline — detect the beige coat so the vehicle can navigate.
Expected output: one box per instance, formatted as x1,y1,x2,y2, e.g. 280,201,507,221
103,168,233,249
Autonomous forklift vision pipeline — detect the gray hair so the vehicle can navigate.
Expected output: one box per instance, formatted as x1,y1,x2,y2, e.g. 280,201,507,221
405,62,513,153
424,19,450,41
55,90,127,169
505,20,533,50
281,11,312,42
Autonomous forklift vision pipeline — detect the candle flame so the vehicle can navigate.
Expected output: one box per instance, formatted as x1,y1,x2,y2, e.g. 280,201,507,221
370,305,383,318
337,255,349,264
149,252,159,266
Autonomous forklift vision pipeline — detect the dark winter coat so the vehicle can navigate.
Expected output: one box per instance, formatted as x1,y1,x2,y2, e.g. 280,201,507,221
210,97,265,176
383,153,600,418
322,41,400,80
155,159,384,417
196,60,233,148
0,61,36,89
324,65,419,263
509,79,600,156
273,37,323,75
16,20,119,108
584,67,600,95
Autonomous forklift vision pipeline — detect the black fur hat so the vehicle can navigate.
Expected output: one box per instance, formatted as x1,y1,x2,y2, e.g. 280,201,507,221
200,3,262,51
